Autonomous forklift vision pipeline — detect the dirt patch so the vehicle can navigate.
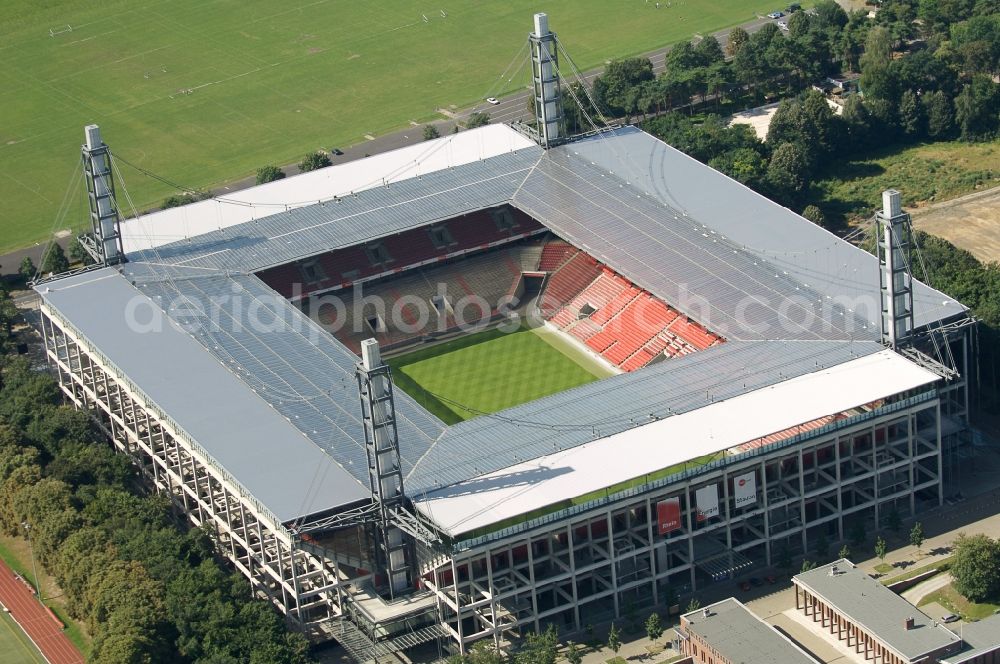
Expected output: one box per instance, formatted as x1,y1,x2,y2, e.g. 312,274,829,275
912,185,1000,263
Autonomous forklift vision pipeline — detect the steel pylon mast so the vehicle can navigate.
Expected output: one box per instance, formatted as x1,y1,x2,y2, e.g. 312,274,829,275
875,189,915,349
80,124,125,266
356,339,413,599
529,13,562,148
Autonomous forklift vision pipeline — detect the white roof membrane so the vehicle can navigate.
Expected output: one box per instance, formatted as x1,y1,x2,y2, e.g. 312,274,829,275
414,350,940,536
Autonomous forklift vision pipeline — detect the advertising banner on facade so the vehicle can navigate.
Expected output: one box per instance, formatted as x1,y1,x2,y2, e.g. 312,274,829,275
656,498,682,535
695,484,719,522
734,471,758,509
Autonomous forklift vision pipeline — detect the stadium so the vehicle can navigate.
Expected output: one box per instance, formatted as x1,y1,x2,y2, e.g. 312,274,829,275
33,14,975,661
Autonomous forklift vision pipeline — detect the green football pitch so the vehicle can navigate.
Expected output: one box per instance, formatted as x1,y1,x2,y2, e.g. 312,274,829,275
1,0,786,254
389,325,607,423
0,611,45,664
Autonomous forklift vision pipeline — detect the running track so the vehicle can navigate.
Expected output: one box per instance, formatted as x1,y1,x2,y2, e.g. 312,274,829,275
0,559,83,664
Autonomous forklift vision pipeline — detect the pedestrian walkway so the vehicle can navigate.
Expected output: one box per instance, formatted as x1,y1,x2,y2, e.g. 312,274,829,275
0,559,83,664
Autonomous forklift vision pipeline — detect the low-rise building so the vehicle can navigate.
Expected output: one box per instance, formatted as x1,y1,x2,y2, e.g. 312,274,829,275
677,597,820,664
793,559,962,664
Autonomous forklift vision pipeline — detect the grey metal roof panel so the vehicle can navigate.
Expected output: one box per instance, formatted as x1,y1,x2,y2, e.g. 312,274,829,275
130,148,542,272
35,268,370,523
795,560,962,660
406,339,882,492
563,127,966,332
682,598,819,664
121,262,446,492
513,149,877,341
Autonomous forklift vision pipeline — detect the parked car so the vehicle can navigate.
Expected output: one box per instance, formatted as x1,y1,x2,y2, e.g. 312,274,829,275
767,11,784,18
740,581,752,591
331,148,344,156
750,577,763,587
787,3,801,12
486,97,499,105
942,614,960,623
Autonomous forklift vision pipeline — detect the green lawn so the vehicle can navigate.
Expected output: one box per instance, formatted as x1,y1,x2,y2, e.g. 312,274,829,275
810,140,1000,225
4,0,794,254
389,325,601,423
918,582,1000,622
0,611,45,664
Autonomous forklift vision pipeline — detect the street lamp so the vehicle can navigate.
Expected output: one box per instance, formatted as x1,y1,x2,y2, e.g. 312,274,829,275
21,522,41,600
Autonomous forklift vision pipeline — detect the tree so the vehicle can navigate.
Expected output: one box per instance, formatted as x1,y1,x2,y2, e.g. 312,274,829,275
875,535,887,563
686,597,701,612
423,125,440,140
923,91,955,139
566,642,582,664
727,27,750,57
255,165,285,184
955,75,1000,141
951,533,1000,602
518,624,559,664
595,58,654,116
812,0,848,30
766,142,810,206
607,622,622,655
298,151,332,172
19,257,36,282
838,544,851,560
802,205,826,227
67,236,95,266
41,243,69,275
898,89,924,137
645,612,664,643
788,11,811,39
909,522,925,553
801,559,817,573
466,112,491,129
695,36,725,65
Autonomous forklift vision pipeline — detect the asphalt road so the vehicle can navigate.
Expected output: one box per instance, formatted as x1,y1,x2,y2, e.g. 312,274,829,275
0,12,781,279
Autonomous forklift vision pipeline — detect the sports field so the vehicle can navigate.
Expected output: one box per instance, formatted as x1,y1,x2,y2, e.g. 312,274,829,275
389,325,603,423
3,0,786,253
0,611,45,664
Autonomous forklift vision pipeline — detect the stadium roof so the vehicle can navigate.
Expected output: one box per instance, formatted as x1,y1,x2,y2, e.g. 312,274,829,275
405,339,883,492
37,124,963,527
412,349,940,536
563,127,964,334
35,268,370,523
119,124,537,255
681,598,820,664
794,560,962,662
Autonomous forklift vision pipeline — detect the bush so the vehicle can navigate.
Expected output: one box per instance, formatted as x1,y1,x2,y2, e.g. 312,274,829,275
423,125,440,140
298,152,332,172
161,193,199,209
256,165,285,184
465,112,490,129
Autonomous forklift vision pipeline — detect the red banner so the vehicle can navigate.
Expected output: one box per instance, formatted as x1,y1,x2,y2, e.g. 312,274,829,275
657,498,682,535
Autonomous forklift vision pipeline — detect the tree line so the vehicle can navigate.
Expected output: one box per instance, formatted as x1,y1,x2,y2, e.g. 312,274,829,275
569,0,999,213
0,287,313,663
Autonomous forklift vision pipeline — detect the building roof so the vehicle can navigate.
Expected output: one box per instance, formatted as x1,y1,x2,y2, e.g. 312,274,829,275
941,614,1000,664
36,124,964,529
563,127,964,335
120,124,537,255
414,350,939,536
405,339,883,492
35,268,370,523
794,560,962,661
681,598,820,664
